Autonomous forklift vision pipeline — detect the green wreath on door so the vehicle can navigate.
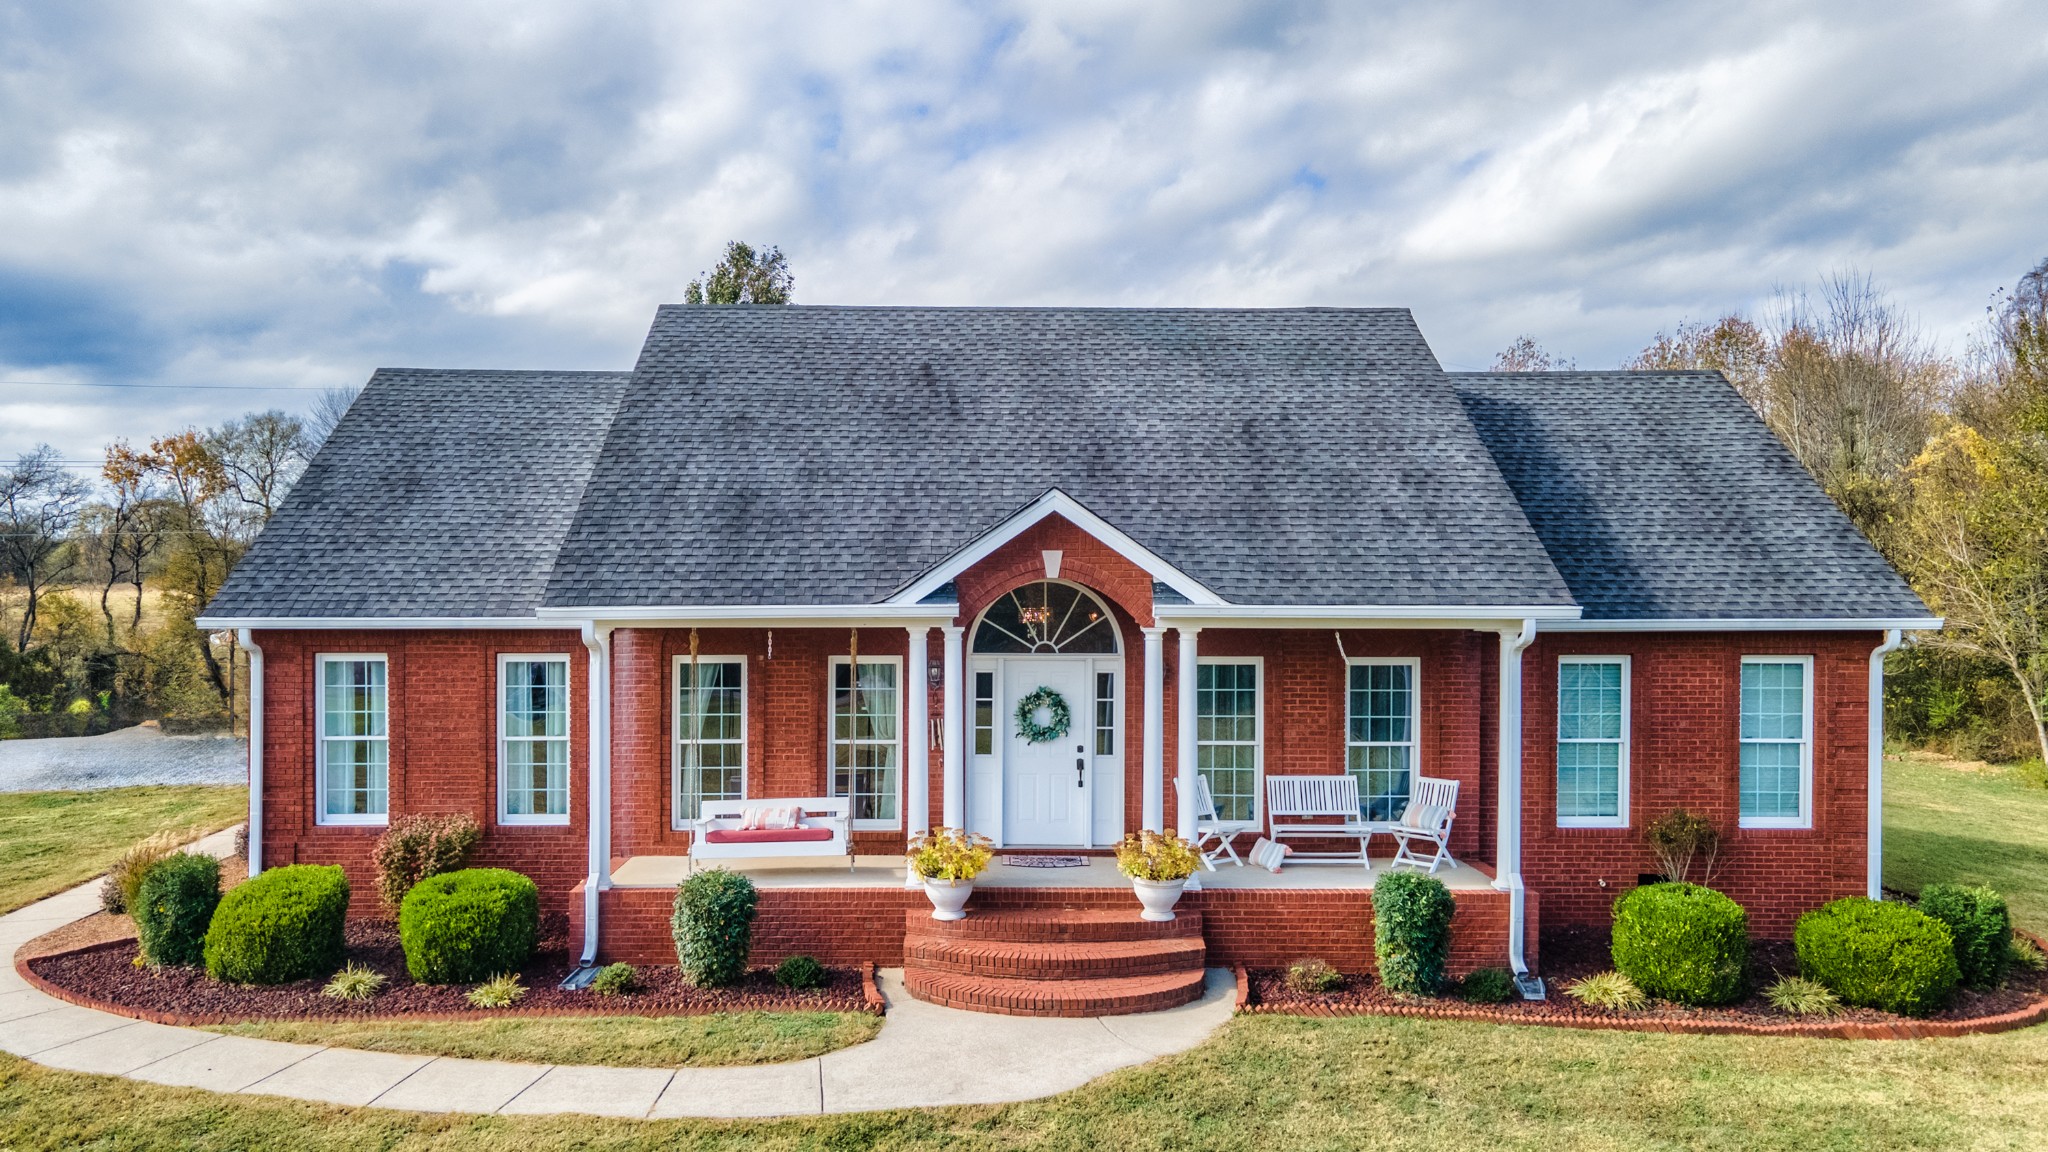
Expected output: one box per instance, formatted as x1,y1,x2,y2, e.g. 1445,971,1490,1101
1014,686,1073,745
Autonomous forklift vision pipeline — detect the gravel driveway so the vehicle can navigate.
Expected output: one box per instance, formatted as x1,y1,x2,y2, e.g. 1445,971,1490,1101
0,725,247,792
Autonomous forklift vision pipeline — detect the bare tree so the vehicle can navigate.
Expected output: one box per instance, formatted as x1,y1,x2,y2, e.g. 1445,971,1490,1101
304,386,360,448
206,410,308,538
1491,335,1574,372
1625,315,1771,402
90,442,165,642
0,446,90,652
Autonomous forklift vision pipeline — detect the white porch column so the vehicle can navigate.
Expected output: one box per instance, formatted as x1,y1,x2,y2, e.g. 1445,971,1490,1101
1868,629,1905,899
1142,626,1166,832
579,622,614,968
941,625,966,829
235,629,264,880
905,626,932,888
1175,627,1201,843
1495,620,1537,986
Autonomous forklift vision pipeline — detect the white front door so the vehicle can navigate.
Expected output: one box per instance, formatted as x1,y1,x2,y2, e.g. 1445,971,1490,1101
1002,659,1091,846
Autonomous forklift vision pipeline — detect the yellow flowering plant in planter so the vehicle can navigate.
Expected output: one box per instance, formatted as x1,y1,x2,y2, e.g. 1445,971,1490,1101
907,828,993,921
1115,830,1201,922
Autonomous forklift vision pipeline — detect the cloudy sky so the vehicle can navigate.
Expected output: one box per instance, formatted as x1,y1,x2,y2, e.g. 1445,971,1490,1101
3,0,2045,463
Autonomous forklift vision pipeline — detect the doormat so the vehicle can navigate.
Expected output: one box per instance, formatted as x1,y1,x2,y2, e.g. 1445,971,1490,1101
1000,855,1091,868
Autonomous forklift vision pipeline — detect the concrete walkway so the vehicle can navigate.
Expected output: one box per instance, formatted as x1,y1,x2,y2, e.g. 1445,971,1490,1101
0,834,1234,1118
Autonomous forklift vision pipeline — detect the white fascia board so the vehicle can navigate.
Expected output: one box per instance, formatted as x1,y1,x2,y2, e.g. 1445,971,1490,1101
535,604,959,627
1545,616,1944,633
195,615,570,630
1152,604,1582,630
886,488,1226,607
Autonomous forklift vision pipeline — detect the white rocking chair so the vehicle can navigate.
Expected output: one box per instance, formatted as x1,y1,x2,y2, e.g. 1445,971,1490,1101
1387,777,1460,874
1179,774,1244,871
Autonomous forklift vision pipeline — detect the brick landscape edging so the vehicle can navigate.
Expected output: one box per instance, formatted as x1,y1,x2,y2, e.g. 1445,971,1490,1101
17,940,883,1028
1231,944,2048,1042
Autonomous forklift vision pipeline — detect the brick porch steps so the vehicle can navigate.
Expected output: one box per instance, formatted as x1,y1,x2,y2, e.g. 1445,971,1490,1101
901,908,1208,1017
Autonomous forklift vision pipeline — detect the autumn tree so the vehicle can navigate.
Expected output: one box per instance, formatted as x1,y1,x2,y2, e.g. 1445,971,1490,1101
84,441,166,644
683,241,794,305
143,431,234,702
1491,335,1573,372
0,446,90,652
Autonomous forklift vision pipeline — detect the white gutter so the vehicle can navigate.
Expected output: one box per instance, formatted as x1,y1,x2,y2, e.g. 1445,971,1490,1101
1495,618,1540,996
1154,605,1581,628
536,605,957,625
1547,616,1942,633
577,622,614,969
235,629,264,880
1868,628,1905,899
197,615,571,630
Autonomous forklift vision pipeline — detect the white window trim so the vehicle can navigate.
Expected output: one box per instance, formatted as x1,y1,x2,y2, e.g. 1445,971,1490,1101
829,654,905,831
315,652,389,827
1345,656,1422,820
1195,656,1264,829
1739,654,1815,830
671,654,749,831
1094,668,1119,758
495,653,572,826
1556,655,1631,829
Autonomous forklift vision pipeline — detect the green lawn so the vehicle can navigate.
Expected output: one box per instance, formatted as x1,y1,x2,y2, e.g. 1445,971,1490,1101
208,1010,881,1068
0,785,247,913
0,766,2045,1148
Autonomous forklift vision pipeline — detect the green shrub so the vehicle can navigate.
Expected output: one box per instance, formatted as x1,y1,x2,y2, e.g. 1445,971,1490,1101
134,852,220,967
1795,897,1960,1016
398,868,539,985
672,868,758,988
1610,882,1749,1006
371,813,482,911
101,827,194,915
1372,871,1455,995
203,865,350,985
1917,883,2011,988
590,962,639,997
322,963,387,1002
775,955,827,991
1283,958,1342,995
467,972,525,1009
1458,967,1516,1004
1565,970,1646,1011
1764,975,1840,1017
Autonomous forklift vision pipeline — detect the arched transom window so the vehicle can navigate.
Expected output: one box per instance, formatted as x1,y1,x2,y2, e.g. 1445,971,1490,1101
973,581,1118,654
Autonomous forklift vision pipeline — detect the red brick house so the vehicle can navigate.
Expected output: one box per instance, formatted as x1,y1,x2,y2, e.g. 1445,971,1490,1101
199,306,1935,1009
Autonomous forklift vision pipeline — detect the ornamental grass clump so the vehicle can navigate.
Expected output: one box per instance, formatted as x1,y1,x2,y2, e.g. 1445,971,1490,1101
372,813,482,912
1610,882,1749,1006
1283,958,1343,995
775,954,827,991
1459,967,1517,1004
1372,871,1455,995
1764,975,1841,1017
1566,971,1648,1011
906,828,993,881
322,963,388,1002
101,827,198,915
134,852,221,968
204,865,350,985
467,973,525,1009
399,868,540,985
1917,883,2011,988
1794,897,1959,1016
590,963,639,997
1113,830,1200,882
2010,933,2047,973
673,868,758,988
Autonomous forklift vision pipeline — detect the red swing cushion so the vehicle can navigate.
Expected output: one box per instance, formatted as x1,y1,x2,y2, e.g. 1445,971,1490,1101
702,826,836,845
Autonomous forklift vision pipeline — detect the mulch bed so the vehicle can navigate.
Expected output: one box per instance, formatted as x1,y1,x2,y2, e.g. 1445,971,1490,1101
1240,926,2048,1039
22,915,880,1026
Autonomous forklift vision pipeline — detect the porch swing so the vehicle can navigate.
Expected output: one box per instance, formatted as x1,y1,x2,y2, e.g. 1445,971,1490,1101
685,628,854,871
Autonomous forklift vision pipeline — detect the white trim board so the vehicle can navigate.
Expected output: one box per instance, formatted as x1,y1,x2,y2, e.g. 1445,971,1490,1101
1155,607,1580,629
539,605,959,626
1547,617,1941,632
198,615,572,630
888,488,1226,608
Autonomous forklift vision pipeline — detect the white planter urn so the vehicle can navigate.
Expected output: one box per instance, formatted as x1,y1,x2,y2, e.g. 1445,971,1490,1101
1130,876,1188,922
922,877,975,921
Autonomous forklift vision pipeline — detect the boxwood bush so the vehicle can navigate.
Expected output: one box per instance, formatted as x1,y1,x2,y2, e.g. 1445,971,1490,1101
203,864,350,984
1917,883,2011,988
1609,882,1749,1005
1795,897,1960,1016
134,852,221,967
1373,871,1455,995
673,868,758,988
398,868,540,984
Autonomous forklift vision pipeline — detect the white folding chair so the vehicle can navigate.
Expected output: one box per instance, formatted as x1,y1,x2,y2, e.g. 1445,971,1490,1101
1179,774,1244,870
1388,777,1460,874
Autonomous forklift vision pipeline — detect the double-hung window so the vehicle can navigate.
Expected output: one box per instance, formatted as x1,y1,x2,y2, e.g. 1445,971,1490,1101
832,657,901,827
1195,660,1260,825
1556,656,1629,827
499,655,570,823
675,657,746,826
1347,659,1418,821
318,654,388,825
1740,656,1813,828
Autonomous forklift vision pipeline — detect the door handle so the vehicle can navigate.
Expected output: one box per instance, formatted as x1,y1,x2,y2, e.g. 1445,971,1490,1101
1075,757,1085,788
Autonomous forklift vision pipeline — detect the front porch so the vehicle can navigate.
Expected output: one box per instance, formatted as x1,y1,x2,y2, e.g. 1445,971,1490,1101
609,853,1501,892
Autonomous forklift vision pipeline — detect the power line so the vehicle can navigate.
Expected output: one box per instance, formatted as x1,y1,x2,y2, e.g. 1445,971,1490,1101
2,379,332,391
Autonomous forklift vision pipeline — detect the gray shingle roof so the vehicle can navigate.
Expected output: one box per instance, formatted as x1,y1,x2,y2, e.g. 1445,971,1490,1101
1452,371,1930,621
204,369,630,618
538,306,1576,608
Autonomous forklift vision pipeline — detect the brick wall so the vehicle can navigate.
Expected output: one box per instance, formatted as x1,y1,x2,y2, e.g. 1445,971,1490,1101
250,629,590,915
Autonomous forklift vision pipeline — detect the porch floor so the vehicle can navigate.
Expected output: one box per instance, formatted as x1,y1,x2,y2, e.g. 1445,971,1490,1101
609,853,1498,891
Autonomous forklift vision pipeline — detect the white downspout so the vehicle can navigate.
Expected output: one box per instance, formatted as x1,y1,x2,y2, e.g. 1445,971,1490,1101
235,628,264,880
1868,628,1904,900
1495,618,1539,995
578,622,613,970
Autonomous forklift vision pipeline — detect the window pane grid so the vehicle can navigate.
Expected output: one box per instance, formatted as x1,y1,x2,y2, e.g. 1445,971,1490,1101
1557,660,1624,822
676,660,744,824
833,661,900,822
1740,660,1809,822
1347,663,1414,821
1094,671,1116,757
973,671,994,756
320,658,387,820
1196,663,1259,823
502,658,569,819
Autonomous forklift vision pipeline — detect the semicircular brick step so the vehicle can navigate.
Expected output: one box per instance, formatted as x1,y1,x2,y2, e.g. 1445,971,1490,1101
901,909,1208,1017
